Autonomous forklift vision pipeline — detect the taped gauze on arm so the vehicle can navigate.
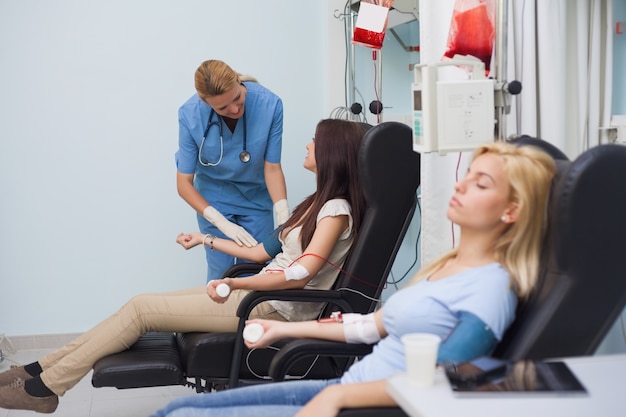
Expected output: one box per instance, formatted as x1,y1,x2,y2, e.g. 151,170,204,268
343,313,381,344
284,262,310,281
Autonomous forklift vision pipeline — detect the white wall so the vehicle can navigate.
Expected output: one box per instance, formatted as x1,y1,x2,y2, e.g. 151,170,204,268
0,0,330,336
0,0,421,337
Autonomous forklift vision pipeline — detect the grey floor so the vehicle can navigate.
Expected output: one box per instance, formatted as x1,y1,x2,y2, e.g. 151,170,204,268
0,348,196,417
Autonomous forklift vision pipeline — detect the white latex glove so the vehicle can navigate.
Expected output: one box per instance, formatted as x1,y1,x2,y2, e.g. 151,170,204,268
203,206,258,247
274,199,290,226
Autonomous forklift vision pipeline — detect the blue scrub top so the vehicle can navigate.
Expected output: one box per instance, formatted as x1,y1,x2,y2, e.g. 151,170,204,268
176,82,283,215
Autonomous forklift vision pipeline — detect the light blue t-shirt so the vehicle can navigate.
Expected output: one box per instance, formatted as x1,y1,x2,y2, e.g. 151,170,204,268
176,82,283,215
340,263,517,384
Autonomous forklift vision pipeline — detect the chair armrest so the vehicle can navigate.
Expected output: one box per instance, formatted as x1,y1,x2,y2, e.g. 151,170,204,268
229,288,355,387
222,263,266,277
269,338,374,381
236,289,353,319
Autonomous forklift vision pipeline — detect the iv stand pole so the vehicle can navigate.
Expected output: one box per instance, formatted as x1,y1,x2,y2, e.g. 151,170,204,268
494,0,509,142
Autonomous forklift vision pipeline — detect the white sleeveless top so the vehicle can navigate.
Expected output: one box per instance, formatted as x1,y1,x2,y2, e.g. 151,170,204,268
266,199,354,321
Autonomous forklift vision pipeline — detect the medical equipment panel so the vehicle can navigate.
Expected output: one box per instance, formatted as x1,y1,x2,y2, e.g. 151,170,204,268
412,58,495,154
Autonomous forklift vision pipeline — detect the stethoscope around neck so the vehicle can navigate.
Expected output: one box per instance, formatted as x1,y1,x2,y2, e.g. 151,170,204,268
198,110,250,166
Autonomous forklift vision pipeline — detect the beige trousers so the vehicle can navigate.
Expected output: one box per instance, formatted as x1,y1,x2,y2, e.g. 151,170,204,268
38,286,285,396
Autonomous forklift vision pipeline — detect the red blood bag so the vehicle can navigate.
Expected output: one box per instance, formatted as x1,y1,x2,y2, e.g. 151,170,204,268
352,1,395,50
443,0,496,73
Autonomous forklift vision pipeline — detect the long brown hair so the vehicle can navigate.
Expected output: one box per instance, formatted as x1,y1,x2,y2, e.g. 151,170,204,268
282,119,367,250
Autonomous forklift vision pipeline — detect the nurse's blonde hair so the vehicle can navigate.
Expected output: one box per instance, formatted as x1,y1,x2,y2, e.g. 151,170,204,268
413,142,556,299
194,60,257,100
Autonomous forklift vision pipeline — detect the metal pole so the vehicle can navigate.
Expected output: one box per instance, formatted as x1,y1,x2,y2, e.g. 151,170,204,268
348,6,357,111
494,0,508,141
377,48,383,122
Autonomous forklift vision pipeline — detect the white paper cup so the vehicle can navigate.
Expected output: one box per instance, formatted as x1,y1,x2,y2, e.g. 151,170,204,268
402,333,441,387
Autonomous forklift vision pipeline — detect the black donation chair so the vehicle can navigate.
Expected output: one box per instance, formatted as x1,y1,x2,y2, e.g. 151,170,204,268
91,121,421,392
270,139,626,417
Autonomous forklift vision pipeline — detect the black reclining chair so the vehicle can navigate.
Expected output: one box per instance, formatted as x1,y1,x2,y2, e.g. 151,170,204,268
91,121,422,392
269,139,626,417
493,140,626,360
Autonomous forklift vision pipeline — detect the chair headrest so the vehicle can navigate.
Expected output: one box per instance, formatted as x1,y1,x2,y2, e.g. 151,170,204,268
508,135,569,161
495,142,626,360
330,122,420,313
358,122,421,206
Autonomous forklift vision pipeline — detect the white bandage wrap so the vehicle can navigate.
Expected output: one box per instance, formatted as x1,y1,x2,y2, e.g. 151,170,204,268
342,313,381,344
284,262,310,281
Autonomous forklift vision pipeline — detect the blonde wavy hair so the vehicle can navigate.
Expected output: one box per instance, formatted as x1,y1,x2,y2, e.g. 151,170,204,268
413,141,556,299
194,60,257,101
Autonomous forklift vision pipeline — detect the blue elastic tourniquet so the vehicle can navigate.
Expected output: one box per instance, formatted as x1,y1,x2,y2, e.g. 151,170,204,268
438,311,499,364
261,227,282,258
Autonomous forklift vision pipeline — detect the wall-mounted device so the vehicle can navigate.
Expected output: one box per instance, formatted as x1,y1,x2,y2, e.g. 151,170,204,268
412,56,495,154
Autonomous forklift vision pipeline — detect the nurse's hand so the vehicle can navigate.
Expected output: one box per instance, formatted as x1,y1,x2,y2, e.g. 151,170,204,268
203,206,258,247
274,199,290,226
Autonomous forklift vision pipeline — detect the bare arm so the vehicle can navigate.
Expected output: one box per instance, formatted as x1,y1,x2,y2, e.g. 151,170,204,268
244,309,387,349
295,380,397,417
226,214,348,288
206,213,350,301
264,161,287,203
176,171,209,214
176,232,272,263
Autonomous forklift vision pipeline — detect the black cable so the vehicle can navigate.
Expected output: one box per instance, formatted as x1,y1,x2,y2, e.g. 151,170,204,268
387,189,422,286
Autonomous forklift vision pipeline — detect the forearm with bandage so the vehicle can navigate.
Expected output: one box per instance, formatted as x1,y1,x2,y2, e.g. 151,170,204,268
342,313,382,344
315,311,383,344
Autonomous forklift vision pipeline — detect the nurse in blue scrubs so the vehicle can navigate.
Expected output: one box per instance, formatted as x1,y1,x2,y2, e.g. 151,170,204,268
176,60,289,281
